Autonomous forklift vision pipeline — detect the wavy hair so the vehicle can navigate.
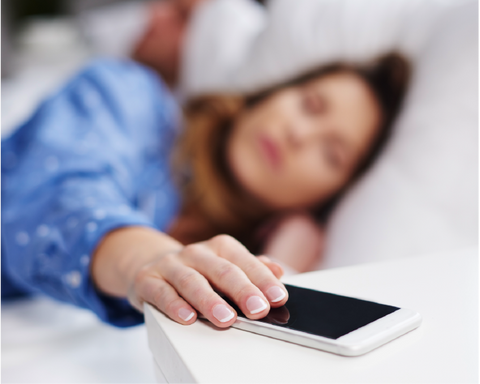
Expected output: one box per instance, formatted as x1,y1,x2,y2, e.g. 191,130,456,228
171,53,410,245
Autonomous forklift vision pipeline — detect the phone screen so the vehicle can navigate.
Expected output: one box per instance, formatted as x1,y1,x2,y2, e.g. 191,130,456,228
227,284,399,339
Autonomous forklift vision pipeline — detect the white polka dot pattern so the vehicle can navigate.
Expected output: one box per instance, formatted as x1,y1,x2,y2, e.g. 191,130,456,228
15,231,30,246
36,225,50,237
44,156,59,172
80,254,90,266
64,271,82,288
86,222,98,232
2,59,181,327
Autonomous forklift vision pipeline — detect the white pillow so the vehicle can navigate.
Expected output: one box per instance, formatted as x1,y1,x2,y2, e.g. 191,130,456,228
321,0,478,268
182,0,478,268
77,1,149,58
182,0,464,94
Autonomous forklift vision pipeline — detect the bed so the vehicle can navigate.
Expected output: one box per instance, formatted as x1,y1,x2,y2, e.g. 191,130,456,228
2,1,477,382
181,0,478,268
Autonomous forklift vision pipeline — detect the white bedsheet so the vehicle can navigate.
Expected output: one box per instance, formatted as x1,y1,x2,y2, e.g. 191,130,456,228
2,296,156,383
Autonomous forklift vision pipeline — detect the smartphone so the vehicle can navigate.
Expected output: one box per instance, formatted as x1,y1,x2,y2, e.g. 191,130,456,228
223,284,421,356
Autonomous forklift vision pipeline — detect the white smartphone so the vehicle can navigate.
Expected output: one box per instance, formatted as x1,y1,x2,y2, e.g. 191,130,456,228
224,284,422,356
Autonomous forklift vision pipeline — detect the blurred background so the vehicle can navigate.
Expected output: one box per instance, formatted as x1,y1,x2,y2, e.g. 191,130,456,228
2,0,147,77
2,0,152,136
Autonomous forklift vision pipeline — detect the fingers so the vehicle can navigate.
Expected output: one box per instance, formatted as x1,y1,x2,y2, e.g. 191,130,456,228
189,236,288,309
157,253,239,327
207,236,289,308
178,244,271,320
129,235,289,328
129,268,197,325
257,255,284,280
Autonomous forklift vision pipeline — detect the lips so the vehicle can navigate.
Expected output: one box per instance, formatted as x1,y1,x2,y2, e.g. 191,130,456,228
259,134,282,171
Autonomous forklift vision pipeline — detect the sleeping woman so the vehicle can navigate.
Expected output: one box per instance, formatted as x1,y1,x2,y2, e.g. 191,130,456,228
1,1,409,329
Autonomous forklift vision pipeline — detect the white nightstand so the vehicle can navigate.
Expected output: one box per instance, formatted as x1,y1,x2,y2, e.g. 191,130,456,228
145,247,478,383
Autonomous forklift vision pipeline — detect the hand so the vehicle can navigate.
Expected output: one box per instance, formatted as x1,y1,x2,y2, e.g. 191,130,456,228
132,0,186,86
127,234,288,327
131,0,208,86
261,212,325,273
175,0,208,16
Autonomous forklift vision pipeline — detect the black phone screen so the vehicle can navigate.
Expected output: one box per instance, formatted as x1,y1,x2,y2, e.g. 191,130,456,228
227,284,399,339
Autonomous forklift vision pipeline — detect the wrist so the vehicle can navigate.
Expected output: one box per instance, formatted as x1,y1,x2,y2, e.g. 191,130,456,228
91,226,183,297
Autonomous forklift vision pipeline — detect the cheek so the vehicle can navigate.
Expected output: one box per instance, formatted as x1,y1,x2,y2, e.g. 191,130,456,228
286,157,326,204
226,123,258,188
285,151,349,207
350,102,383,158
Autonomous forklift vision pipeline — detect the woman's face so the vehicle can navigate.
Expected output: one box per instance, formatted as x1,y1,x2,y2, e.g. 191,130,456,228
227,71,382,210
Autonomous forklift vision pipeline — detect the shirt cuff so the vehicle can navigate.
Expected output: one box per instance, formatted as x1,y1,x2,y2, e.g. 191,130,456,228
67,213,155,327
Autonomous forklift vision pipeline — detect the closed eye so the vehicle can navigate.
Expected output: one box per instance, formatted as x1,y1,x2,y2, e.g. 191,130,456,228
302,89,327,114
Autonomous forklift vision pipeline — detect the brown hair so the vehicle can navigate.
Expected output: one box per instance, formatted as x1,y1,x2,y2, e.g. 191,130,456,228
171,53,410,243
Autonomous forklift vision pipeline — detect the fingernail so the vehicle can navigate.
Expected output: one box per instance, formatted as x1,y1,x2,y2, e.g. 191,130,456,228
212,304,234,323
266,286,286,303
178,308,195,322
246,296,268,314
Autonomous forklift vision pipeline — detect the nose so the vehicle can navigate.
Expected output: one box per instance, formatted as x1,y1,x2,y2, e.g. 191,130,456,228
285,120,317,150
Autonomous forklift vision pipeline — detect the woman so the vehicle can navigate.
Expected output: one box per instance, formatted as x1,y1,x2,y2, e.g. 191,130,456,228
1,44,409,329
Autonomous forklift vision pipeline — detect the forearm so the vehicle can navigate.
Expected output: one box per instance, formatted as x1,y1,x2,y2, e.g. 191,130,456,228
261,213,324,273
91,226,183,298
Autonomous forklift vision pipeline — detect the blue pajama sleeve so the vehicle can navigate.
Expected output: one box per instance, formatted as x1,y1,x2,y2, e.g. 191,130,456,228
1,58,181,327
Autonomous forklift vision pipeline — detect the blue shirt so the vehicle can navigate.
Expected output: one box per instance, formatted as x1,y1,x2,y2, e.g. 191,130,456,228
1,59,182,327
